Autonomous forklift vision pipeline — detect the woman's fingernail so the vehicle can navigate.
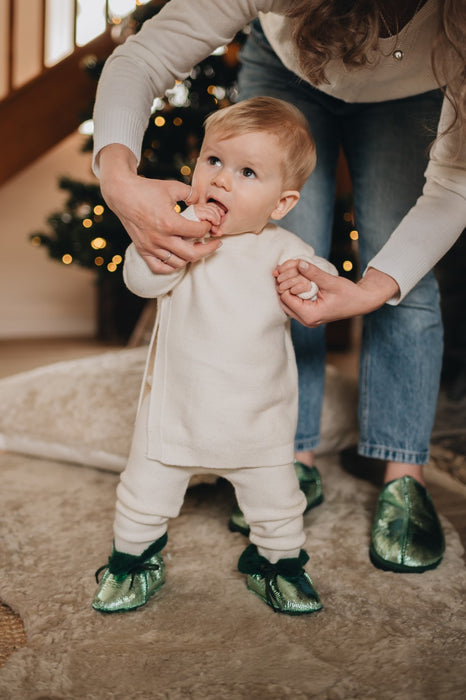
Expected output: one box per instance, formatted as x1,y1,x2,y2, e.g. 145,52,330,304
298,260,309,270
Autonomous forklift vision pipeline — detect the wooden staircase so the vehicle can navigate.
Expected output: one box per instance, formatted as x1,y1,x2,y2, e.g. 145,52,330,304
0,2,117,186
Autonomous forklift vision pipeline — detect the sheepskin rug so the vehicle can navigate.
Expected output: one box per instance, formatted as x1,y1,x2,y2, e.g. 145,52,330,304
0,450,465,700
0,347,359,472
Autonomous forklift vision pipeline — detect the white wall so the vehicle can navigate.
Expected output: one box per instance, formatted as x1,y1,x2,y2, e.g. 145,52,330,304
0,132,97,338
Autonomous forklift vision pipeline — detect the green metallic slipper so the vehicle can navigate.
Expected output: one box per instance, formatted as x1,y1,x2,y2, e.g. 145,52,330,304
228,461,323,536
370,476,445,573
92,533,167,613
238,544,322,615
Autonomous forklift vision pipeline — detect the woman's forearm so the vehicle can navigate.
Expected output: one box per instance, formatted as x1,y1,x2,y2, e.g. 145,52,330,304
98,144,138,206
357,267,400,311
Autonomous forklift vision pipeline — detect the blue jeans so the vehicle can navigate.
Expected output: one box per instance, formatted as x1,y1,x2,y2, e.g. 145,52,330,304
238,20,444,465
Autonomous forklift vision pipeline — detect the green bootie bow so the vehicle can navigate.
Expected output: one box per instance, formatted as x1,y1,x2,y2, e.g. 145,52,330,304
238,544,322,615
92,533,168,613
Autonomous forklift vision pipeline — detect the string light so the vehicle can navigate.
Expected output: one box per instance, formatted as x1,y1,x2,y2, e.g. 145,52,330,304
154,116,166,127
93,205,104,216
62,254,73,265
78,119,94,135
180,165,191,177
94,257,104,266
151,97,164,113
83,218,93,228
350,230,359,241
166,82,189,107
91,237,107,250
207,85,226,99
342,260,353,272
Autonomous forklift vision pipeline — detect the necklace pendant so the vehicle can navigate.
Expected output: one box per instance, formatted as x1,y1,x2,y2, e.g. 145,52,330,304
393,49,404,61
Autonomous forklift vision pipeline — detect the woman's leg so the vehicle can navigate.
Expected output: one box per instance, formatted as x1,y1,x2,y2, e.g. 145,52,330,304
341,88,444,475
238,21,340,455
341,90,445,571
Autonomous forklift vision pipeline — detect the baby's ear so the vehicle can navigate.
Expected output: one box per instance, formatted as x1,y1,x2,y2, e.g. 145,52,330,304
271,191,300,220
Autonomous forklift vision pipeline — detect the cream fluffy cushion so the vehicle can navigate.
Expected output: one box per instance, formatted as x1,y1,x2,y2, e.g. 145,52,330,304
0,347,358,472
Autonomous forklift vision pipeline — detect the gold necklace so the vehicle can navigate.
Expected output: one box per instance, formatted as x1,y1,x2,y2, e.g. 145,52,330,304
378,0,424,61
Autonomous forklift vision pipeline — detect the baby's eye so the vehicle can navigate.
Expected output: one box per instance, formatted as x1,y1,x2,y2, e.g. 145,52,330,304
241,167,256,179
208,156,221,166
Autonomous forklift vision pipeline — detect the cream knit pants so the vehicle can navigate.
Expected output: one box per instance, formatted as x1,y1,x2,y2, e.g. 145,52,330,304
113,397,307,564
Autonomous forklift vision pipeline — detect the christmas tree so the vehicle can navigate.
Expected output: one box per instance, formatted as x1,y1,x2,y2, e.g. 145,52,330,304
30,0,357,343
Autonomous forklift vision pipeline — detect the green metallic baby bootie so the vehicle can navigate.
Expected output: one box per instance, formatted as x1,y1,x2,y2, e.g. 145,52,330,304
238,544,322,615
92,533,167,613
370,476,445,573
228,461,323,536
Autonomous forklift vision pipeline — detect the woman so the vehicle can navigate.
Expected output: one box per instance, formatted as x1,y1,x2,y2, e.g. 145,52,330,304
92,0,466,574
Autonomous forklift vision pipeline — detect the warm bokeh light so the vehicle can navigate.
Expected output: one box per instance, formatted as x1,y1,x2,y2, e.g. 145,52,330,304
78,119,94,135
91,237,107,250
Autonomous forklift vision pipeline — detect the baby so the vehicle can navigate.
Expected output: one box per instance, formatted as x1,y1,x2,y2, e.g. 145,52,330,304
92,96,337,616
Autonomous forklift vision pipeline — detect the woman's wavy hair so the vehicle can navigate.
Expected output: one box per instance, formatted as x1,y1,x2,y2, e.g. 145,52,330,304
285,0,466,143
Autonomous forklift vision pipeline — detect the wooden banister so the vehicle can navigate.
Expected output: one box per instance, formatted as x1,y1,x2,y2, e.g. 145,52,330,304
0,31,115,185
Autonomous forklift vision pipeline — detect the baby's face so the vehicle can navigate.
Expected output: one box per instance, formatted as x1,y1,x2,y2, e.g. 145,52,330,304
192,130,288,236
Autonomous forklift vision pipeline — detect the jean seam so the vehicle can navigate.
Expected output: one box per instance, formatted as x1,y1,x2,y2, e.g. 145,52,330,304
358,319,371,445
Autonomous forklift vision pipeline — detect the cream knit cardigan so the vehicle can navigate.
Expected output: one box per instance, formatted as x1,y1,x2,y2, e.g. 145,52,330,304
123,214,336,469
93,0,466,303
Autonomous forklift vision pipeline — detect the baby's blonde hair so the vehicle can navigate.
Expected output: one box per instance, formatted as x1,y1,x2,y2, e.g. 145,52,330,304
204,97,316,190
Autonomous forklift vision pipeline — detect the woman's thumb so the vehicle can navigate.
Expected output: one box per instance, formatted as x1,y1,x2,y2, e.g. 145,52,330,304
298,260,326,279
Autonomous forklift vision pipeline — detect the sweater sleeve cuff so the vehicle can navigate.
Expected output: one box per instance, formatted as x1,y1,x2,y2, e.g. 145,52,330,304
92,110,148,177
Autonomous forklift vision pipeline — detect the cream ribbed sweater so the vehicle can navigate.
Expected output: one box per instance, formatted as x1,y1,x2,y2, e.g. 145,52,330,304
123,213,336,468
94,0,466,302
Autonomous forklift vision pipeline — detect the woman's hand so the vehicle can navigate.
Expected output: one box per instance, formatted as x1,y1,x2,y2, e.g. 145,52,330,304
98,144,222,273
274,260,400,326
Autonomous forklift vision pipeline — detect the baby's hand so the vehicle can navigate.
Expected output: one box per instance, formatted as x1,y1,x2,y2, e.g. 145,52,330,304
192,203,224,236
274,259,318,300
